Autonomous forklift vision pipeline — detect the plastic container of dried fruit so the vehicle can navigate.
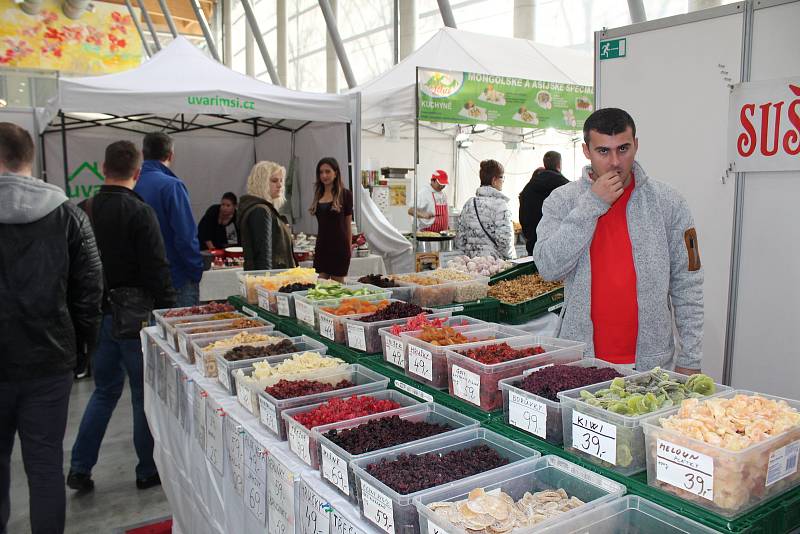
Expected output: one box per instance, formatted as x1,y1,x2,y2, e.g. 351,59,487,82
232,354,349,416
641,389,800,518
292,283,393,330
175,317,274,363
351,427,540,534
533,495,719,533
257,364,390,441
427,271,491,304
256,282,314,318
444,336,586,412
214,335,328,395
498,359,637,445
558,369,732,476
312,403,480,503
237,268,292,304
281,389,421,469
345,276,416,303
187,325,279,376
394,273,460,308
414,454,626,534
316,298,397,345
400,324,530,390
152,309,242,350
377,316,487,372
343,308,452,356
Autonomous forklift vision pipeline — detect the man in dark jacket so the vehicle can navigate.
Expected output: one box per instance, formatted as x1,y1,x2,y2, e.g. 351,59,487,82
68,141,176,494
134,132,203,306
519,151,570,255
0,123,103,534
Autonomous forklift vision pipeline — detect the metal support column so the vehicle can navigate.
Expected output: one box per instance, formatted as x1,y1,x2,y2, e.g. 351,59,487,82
399,0,416,60
189,0,220,61
125,0,151,57
436,0,457,28
626,0,647,23
392,0,399,64
326,0,338,93
277,0,288,84
156,0,179,37
136,0,161,51
223,0,232,66
245,22,255,76
318,0,357,89
240,0,281,84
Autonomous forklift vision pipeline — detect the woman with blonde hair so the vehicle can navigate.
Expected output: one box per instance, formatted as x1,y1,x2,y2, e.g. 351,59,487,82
238,160,296,270
309,157,352,282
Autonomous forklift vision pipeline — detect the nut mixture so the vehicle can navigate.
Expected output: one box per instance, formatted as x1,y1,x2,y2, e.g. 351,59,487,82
488,274,562,305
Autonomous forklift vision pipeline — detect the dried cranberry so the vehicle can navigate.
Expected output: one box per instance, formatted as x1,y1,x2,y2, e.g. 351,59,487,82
324,415,452,454
519,365,622,401
294,395,402,428
266,378,354,400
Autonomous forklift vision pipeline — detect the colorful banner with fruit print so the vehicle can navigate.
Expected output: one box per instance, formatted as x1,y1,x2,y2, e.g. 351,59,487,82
417,67,594,130
0,0,142,74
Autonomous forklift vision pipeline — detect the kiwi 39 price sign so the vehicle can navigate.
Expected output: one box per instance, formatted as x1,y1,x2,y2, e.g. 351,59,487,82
417,67,593,130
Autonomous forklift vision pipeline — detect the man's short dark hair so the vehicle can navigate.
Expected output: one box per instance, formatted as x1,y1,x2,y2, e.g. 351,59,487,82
142,132,174,161
543,151,561,171
222,192,237,204
104,140,142,180
0,122,34,173
583,108,636,144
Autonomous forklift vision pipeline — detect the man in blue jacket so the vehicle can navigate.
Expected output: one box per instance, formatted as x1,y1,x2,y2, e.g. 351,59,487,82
135,132,203,306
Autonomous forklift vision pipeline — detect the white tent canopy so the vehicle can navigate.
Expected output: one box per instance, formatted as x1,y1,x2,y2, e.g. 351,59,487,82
39,36,356,129
350,27,592,125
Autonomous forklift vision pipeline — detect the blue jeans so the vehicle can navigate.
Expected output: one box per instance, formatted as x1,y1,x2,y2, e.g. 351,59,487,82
70,315,156,480
175,281,200,307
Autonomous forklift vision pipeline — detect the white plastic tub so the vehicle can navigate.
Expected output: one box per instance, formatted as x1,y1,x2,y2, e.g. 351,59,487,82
343,309,451,355
188,326,279,376
378,316,485,371
293,283,392,330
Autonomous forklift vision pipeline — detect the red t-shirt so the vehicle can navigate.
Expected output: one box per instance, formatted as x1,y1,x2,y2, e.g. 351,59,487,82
590,176,638,365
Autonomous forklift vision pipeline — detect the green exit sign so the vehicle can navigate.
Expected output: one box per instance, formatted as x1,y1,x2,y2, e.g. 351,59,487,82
599,38,627,60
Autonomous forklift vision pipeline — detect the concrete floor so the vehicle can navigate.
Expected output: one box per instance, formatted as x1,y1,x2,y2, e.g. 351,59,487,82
7,378,172,534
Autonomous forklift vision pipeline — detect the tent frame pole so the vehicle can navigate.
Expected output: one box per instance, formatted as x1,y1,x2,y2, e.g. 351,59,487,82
125,0,151,57
189,0,221,61
318,0,357,88
437,0,457,28
60,112,70,198
136,0,162,51
157,0,180,38
413,67,420,261
239,0,281,85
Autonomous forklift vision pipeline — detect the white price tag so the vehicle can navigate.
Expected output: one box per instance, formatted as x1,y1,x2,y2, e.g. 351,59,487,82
332,508,366,534
277,295,291,316
522,363,554,377
244,431,268,525
259,395,280,434
240,279,247,298
145,346,156,386
300,480,331,534
268,454,296,534
572,411,616,465
238,383,254,414
176,372,188,431
407,344,433,381
548,303,563,312
157,352,167,400
158,321,167,339
166,363,178,416
508,390,547,439
320,314,335,340
428,519,448,534
321,444,350,495
193,386,206,449
218,365,231,392
243,306,259,318
347,323,367,351
168,332,178,352
225,416,244,496
361,480,395,534
451,365,481,406
288,424,312,466
296,300,315,326
766,440,800,487
394,381,434,402
205,400,224,474
258,292,270,310
656,439,714,501
385,337,405,368
178,334,189,359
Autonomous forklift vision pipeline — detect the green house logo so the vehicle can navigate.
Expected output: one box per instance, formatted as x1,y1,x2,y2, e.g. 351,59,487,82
67,161,104,199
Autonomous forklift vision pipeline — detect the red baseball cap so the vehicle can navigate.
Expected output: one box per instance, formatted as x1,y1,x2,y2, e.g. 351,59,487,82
432,170,449,185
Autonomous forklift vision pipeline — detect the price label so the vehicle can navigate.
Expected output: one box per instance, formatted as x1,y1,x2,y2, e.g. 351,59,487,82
158,320,167,340
176,371,188,431
300,479,331,534
244,431,268,525
145,345,155,386
243,306,259,318
193,385,206,450
259,395,280,434
320,314,335,340
268,454,296,534
361,479,395,534
238,383,254,414
394,380,434,402
205,399,224,474
332,508,366,534
296,300,315,326
321,444,350,495
218,365,231,392
522,363,554,377
225,415,244,496
766,439,800,487
157,351,167,401
407,344,433,381
288,424,312,466
178,334,189,359
385,337,405,368
451,365,481,406
572,411,616,465
548,303,563,312
508,390,548,439
258,291,270,310
656,439,714,501
346,323,367,351
168,331,178,352
277,295,291,316
240,279,247,298
166,363,178,417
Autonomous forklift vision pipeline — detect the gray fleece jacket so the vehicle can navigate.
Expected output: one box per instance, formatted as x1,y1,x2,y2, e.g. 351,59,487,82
533,162,703,370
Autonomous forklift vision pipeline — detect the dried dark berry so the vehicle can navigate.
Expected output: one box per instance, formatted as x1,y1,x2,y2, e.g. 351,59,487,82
279,282,316,293
222,339,298,362
265,378,354,400
359,301,431,323
357,274,398,288
324,415,452,455
519,364,622,402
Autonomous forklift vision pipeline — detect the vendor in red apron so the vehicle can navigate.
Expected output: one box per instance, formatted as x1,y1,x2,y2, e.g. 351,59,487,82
408,170,449,232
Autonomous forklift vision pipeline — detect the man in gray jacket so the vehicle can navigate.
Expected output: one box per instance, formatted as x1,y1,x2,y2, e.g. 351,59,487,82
533,108,703,374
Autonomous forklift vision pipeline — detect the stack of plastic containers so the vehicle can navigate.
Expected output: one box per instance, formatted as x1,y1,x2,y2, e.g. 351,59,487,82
316,298,401,346
175,317,275,364
342,309,453,355
237,268,291,304
186,325,280,375
293,283,392,330
152,305,238,351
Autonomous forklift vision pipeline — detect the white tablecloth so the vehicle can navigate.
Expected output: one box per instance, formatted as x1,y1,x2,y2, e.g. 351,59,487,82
200,268,243,302
296,254,387,278
142,327,379,534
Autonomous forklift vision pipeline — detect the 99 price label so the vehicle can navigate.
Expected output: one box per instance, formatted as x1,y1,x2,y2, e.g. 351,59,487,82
508,390,547,439
656,439,714,501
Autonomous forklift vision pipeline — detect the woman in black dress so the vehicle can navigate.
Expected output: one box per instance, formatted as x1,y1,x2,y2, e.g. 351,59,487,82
310,158,352,282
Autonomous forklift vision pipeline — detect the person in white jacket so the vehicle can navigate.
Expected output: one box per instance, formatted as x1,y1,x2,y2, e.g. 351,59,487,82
456,159,515,259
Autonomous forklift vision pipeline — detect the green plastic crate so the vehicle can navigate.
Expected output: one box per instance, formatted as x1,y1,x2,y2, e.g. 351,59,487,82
497,287,564,324
435,297,500,322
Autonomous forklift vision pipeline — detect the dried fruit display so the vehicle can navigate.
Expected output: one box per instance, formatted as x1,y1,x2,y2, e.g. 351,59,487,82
203,332,282,351
459,343,544,365
221,339,298,362
321,298,389,316
239,352,345,381
293,395,402,428
358,274,399,288
392,274,441,286
323,415,452,455
279,282,315,293
446,255,513,277
265,378,354,400
417,326,484,347
429,487,584,532
163,302,234,317
306,283,384,301
358,302,428,323
488,274,562,305
518,365,622,402
365,445,508,494
184,318,264,334
388,314,450,335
